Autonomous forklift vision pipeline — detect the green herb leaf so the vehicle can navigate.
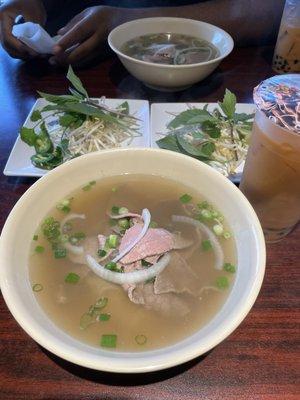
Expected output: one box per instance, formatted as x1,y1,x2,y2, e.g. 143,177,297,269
54,246,67,259
117,101,129,115
68,87,85,100
111,206,120,215
30,110,42,122
59,113,78,127
233,112,255,123
37,91,78,105
168,109,213,129
218,89,236,120
141,259,152,267
156,134,182,152
180,193,192,204
100,334,117,348
176,134,211,159
216,276,229,289
201,142,216,157
98,249,107,257
95,297,108,309
67,65,89,98
20,127,37,146
202,120,221,138
33,234,38,241
65,272,80,284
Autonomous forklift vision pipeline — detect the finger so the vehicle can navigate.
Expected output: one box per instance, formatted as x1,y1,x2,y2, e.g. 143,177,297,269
67,34,100,64
53,18,92,54
0,14,28,57
57,12,84,35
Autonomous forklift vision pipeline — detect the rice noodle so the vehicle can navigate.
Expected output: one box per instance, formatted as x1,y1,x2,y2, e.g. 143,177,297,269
86,253,171,285
171,215,224,270
112,208,151,263
61,213,86,255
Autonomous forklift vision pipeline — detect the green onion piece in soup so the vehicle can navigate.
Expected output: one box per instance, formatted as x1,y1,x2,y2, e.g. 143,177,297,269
33,234,38,241
135,334,147,345
80,313,94,330
35,245,44,253
216,276,229,289
65,272,80,284
179,193,192,204
223,263,236,273
98,313,111,321
100,334,117,348
32,283,43,292
202,239,212,251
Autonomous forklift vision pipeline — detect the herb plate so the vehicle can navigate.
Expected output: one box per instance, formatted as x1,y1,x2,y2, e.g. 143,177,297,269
4,98,150,177
151,102,255,183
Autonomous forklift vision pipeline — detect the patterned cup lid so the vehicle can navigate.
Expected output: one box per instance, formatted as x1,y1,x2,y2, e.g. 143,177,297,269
253,74,300,135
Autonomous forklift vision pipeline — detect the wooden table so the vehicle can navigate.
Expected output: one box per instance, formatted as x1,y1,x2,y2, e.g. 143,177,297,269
0,45,299,400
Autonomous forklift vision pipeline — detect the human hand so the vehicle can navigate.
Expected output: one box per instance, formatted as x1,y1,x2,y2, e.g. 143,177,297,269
0,0,46,59
51,6,118,66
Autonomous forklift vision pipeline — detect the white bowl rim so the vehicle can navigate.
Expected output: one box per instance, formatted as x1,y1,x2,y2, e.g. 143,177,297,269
0,148,265,373
108,17,234,69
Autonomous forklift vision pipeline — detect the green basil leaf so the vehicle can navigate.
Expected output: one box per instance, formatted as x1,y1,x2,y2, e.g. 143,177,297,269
59,113,78,127
117,101,129,115
20,127,37,146
201,142,216,157
37,91,78,105
68,87,85,100
202,120,221,138
167,109,213,129
156,134,181,152
67,65,89,98
176,133,210,158
218,89,236,120
30,110,42,122
233,112,255,122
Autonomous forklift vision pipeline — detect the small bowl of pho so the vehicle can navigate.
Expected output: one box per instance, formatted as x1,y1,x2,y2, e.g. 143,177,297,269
0,148,265,373
108,17,234,91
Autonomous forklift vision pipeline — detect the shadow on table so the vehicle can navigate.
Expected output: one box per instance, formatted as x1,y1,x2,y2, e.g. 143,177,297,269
108,58,224,102
41,346,210,386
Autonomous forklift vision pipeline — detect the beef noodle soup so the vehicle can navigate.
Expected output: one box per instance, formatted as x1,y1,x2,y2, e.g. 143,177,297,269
121,33,219,65
30,175,236,351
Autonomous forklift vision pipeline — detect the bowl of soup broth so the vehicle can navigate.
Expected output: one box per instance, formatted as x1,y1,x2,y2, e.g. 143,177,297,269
0,148,265,372
108,18,234,91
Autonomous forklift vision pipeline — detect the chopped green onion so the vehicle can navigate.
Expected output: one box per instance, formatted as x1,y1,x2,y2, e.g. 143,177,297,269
108,234,118,248
200,209,213,220
198,201,209,209
65,272,80,284
141,259,152,267
118,218,130,229
33,234,38,241
89,180,96,186
69,236,79,245
80,313,93,330
111,187,117,192
98,313,111,321
149,221,158,228
202,239,212,251
98,249,107,257
63,222,72,232
224,263,236,273
56,199,71,214
216,276,229,289
69,232,85,245
82,184,92,191
100,334,117,348
60,234,69,243
109,218,117,226
35,245,44,254
105,262,121,272
180,193,192,204
111,205,120,215
118,207,129,215
54,246,67,259
32,283,43,292
135,334,147,345
95,297,108,309
213,224,224,236
223,231,231,239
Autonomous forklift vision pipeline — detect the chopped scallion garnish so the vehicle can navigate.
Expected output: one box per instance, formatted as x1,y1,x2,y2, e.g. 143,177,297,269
223,263,236,273
202,239,212,251
111,187,117,192
118,206,129,215
223,231,231,239
141,259,152,267
198,201,209,209
200,209,213,220
135,334,147,345
118,218,130,230
35,245,44,254
98,313,111,321
33,234,38,241
216,276,229,289
105,261,121,272
56,198,72,214
98,249,107,257
100,334,117,348
149,221,158,228
108,234,118,248
111,205,120,215
53,246,67,259
65,272,80,284
213,224,224,236
32,283,43,292
95,297,108,309
89,180,96,186
180,193,192,204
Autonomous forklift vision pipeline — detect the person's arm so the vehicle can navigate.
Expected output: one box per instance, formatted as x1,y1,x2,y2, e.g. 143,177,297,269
0,0,47,58
53,0,284,66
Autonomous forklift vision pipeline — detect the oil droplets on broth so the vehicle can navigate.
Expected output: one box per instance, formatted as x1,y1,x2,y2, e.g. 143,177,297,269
30,175,236,351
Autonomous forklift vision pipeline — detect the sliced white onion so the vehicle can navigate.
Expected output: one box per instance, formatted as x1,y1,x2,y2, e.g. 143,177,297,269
171,215,224,270
86,253,171,285
112,208,151,263
61,213,86,255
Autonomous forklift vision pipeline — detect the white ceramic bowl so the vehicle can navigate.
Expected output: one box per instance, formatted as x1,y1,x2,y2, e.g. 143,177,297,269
108,18,234,91
0,149,265,373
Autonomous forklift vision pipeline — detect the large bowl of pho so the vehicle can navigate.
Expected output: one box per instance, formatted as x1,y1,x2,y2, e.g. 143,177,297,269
0,148,265,373
108,18,234,91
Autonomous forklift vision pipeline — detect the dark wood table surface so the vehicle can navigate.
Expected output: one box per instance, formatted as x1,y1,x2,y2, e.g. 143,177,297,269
0,44,299,400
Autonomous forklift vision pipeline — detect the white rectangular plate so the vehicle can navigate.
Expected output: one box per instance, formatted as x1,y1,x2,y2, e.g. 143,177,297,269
151,102,255,181
3,98,150,177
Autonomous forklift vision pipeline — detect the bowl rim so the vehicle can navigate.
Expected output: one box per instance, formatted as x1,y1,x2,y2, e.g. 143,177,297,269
0,148,265,373
108,17,234,69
